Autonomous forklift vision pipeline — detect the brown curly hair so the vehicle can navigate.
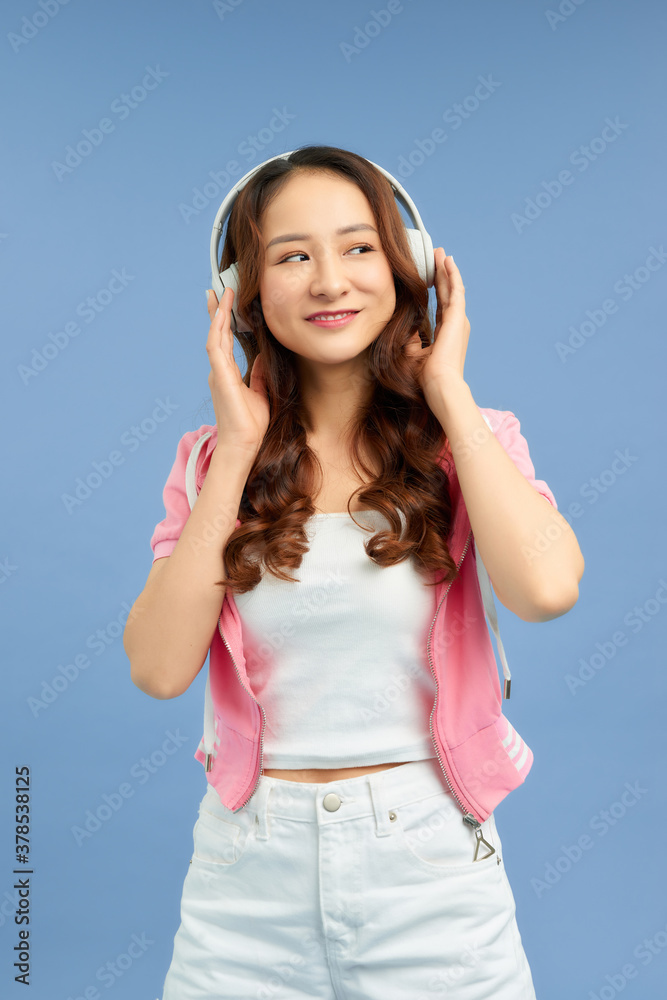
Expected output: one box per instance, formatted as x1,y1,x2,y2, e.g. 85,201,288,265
214,144,459,594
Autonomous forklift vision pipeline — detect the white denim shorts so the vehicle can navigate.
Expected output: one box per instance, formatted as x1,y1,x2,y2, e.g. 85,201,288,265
161,757,536,999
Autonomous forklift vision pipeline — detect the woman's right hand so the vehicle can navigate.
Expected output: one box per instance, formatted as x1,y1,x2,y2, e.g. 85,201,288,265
206,287,270,463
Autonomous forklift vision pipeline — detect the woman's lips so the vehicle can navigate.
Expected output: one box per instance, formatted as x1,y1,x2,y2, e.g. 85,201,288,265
306,311,359,328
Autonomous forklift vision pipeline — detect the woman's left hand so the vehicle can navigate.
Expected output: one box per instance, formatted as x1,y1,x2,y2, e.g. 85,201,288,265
405,247,471,405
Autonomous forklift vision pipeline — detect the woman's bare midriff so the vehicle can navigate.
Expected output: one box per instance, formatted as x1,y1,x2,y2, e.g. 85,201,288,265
262,762,412,783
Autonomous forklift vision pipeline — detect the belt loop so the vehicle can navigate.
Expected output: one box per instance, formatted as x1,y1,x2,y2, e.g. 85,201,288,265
249,778,272,840
367,772,392,838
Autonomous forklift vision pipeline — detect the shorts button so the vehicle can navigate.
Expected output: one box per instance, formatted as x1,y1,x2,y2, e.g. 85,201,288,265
322,792,342,812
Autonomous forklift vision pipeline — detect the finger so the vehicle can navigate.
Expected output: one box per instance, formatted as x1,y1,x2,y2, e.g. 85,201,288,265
249,352,267,390
206,288,234,361
437,248,451,275
445,256,466,303
216,286,234,324
206,288,220,322
211,289,234,362
207,286,235,323
437,249,452,286
433,248,451,324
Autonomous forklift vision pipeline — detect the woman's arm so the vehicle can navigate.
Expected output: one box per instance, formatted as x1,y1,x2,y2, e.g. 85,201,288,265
408,249,584,623
123,446,254,699
432,377,584,623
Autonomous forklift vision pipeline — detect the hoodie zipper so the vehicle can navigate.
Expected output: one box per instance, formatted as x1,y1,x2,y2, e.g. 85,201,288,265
214,613,267,813
426,527,493,848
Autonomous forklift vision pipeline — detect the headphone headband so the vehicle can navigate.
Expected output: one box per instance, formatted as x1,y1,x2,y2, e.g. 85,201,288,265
210,149,435,333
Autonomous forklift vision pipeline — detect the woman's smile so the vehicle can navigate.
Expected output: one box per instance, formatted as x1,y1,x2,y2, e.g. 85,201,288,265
306,310,360,328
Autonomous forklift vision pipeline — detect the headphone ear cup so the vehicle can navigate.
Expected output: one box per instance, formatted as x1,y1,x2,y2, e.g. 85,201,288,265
216,262,252,334
219,262,240,300
421,228,435,287
405,228,435,288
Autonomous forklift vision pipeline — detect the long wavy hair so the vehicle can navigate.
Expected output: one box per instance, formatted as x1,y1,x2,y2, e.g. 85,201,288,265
214,144,459,594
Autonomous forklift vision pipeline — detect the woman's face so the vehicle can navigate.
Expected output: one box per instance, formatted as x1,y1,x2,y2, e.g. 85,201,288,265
258,170,397,368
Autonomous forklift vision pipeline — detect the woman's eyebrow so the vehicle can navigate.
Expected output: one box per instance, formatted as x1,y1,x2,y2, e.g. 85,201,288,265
266,223,378,249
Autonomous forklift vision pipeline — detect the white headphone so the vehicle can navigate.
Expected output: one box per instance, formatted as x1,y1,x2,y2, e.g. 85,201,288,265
209,148,436,334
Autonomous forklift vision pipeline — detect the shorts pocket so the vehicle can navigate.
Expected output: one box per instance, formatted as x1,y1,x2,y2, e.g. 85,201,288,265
390,791,501,878
190,804,255,872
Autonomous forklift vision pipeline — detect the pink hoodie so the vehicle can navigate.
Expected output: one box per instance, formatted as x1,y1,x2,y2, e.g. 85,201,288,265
150,406,557,828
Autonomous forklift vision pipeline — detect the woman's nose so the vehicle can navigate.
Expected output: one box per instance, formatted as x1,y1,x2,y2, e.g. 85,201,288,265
308,254,351,299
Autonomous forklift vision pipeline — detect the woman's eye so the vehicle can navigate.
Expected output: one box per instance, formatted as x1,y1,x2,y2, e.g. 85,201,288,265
279,244,374,264
280,251,309,263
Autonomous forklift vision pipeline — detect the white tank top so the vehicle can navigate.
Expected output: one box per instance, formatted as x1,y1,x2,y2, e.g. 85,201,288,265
232,509,438,768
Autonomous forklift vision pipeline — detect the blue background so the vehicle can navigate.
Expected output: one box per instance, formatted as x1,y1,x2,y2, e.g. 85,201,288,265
2,0,666,997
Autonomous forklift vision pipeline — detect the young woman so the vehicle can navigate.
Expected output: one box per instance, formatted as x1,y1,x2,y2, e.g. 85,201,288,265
124,145,584,998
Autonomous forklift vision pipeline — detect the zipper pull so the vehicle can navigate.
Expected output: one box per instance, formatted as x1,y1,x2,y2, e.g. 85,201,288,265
462,812,496,861
473,827,496,862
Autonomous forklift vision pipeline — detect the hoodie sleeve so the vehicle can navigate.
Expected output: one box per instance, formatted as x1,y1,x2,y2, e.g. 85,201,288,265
483,409,558,509
149,426,214,561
